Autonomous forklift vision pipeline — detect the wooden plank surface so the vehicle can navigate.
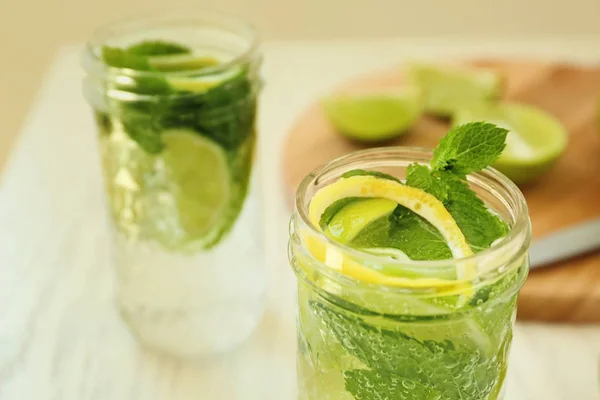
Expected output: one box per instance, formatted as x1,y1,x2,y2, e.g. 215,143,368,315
283,60,600,323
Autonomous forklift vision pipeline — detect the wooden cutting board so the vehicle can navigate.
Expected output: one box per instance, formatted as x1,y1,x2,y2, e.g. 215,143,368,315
282,60,600,323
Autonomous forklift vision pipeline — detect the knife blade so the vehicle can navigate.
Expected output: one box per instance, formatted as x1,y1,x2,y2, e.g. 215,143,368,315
529,217,600,269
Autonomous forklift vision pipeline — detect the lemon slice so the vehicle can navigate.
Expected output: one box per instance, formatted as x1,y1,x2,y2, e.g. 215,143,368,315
454,103,567,184
306,175,475,288
407,63,503,117
322,88,423,142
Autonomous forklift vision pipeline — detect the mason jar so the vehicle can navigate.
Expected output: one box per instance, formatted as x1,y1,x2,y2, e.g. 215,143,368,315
289,148,531,400
82,9,265,358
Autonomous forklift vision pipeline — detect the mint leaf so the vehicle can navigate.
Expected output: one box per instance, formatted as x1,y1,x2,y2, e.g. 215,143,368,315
313,302,500,400
344,369,441,400
100,40,255,156
341,169,402,183
94,112,111,136
102,47,152,70
387,206,453,260
126,40,190,56
405,166,508,251
319,197,365,229
441,172,509,251
402,123,510,251
431,122,508,176
120,109,164,154
347,209,452,261
405,163,448,202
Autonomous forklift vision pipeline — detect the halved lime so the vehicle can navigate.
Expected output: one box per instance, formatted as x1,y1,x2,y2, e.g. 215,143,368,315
453,103,567,184
407,63,503,117
162,129,230,239
321,88,423,142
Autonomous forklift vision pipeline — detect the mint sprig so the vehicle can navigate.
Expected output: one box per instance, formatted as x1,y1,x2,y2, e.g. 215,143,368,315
431,122,508,176
98,40,254,154
441,172,509,250
406,122,509,251
404,163,448,202
349,207,452,261
313,302,501,400
102,47,153,71
102,40,191,70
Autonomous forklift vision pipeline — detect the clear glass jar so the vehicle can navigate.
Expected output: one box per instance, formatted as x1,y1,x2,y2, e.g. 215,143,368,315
289,148,531,400
82,9,265,358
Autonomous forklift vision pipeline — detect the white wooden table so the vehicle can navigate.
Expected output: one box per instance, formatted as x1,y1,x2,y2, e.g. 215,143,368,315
1,39,600,400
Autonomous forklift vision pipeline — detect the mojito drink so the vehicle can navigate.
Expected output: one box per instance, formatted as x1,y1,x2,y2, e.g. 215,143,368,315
289,123,531,399
83,11,265,357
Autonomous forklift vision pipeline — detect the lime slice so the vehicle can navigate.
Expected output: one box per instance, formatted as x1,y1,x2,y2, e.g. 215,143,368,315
166,66,242,93
306,175,475,289
321,88,423,142
363,247,411,261
162,129,230,239
324,198,397,243
407,63,503,117
453,103,567,184
149,54,220,72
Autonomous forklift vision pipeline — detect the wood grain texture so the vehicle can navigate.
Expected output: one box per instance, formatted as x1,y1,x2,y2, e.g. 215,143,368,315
283,60,600,323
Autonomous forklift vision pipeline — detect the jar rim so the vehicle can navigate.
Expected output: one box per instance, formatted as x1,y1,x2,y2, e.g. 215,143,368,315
82,8,260,80
294,146,532,280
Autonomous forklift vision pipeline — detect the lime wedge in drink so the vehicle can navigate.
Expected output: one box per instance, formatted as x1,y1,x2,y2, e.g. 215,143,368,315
363,247,411,261
307,174,476,291
149,53,220,72
321,89,423,142
324,198,397,243
407,63,503,117
166,65,243,93
454,103,568,184
162,129,230,239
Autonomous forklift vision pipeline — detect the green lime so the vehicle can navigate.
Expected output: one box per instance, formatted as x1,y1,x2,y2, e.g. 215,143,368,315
321,89,424,142
453,103,567,184
363,247,410,261
166,66,242,93
148,54,220,72
407,63,503,117
324,198,397,243
162,129,230,239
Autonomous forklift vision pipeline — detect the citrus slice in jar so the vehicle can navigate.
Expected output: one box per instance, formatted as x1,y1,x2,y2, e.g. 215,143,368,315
306,174,475,289
161,129,230,240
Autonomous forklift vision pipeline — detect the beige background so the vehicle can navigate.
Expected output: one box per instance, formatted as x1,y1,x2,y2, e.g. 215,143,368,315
2,0,600,170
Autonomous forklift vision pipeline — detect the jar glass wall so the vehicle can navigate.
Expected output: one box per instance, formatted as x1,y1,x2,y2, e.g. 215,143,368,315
82,9,265,358
289,147,531,399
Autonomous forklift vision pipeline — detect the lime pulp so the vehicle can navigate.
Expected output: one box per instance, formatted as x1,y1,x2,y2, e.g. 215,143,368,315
407,63,503,117
453,103,568,184
322,88,424,142
162,129,231,239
